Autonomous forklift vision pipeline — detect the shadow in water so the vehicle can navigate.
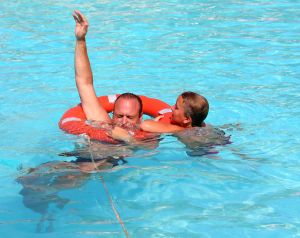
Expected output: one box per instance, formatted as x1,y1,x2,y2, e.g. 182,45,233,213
16,127,230,232
16,161,90,232
175,126,231,156
16,145,127,233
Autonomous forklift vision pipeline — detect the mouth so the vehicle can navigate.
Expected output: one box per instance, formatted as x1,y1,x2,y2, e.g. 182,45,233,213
115,122,140,131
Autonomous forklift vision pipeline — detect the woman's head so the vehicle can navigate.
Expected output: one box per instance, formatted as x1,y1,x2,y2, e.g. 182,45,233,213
171,91,209,127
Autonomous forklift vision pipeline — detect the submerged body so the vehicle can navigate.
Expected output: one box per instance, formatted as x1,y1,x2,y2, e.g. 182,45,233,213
175,126,231,156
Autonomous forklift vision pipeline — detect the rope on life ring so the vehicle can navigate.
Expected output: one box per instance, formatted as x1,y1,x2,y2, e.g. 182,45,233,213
59,94,172,143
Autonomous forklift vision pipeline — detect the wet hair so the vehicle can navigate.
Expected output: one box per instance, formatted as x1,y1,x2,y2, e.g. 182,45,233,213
114,93,143,116
181,91,209,127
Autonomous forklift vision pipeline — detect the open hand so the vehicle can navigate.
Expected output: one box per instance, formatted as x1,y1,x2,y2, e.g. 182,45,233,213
72,10,88,41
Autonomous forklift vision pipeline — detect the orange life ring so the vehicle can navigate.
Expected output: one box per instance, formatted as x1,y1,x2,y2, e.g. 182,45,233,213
59,94,173,143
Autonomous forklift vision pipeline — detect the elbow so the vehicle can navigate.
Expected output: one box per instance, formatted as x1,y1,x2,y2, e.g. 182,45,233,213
140,121,149,131
140,120,154,132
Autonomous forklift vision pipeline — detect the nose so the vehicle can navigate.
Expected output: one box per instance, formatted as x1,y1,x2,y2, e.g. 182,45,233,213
121,116,128,124
171,105,175,111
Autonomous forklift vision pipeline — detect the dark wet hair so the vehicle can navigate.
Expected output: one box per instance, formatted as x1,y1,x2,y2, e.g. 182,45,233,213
114,93,143,116
181,91,209,127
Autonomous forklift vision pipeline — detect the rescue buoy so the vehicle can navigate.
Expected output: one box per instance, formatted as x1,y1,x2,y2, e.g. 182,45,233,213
59,94,173,143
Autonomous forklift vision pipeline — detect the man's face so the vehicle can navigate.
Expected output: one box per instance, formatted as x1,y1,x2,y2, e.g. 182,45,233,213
112,98,141,125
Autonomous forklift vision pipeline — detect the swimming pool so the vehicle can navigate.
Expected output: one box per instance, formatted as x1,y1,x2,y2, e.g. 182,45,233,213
1,0,300,237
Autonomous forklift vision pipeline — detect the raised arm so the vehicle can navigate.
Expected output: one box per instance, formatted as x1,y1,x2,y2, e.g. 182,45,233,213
73,10,111,122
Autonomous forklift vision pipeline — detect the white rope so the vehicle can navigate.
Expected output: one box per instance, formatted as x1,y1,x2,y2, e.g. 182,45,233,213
86,137,130,238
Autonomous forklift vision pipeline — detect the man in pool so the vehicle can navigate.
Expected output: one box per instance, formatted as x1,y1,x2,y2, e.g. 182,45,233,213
73,10,145,139
68,9,163,172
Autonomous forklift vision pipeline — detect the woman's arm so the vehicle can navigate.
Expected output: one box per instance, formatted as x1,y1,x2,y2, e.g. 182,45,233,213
140,120,185,133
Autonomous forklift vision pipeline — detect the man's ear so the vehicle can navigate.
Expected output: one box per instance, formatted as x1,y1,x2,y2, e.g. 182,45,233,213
139,113,143,122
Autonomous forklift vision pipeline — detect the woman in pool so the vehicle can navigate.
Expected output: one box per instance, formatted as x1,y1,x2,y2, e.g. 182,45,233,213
141,91,209,133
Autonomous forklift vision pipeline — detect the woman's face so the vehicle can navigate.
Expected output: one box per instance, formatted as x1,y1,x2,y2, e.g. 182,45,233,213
171,96,187,126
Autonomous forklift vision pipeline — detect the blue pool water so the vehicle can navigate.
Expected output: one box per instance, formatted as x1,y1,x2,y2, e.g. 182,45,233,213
1,0,300,237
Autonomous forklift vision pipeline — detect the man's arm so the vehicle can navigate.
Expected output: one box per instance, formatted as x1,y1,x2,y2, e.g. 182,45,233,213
73,10,111,122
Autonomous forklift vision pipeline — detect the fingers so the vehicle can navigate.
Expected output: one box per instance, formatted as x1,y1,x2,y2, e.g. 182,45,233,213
105,129,113,138
72,10,88,25
79,11,88,23
74,10,83,22
154,115,164,121
72,13,80,23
